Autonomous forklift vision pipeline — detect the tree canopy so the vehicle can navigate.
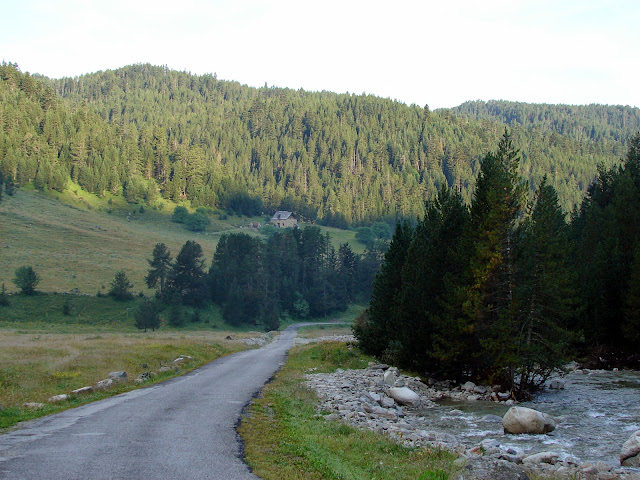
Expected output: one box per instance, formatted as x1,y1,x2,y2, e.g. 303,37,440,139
2,62,637,225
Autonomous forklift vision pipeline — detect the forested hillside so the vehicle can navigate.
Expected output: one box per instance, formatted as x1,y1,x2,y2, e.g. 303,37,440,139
1,62,638,224
453,100,640,146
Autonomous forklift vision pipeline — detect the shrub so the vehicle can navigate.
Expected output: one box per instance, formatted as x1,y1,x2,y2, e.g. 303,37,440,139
172,206,189,223
13,266,40,295
185,212,210,231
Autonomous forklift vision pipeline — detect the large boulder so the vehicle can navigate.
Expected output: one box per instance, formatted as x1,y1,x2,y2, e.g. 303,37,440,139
502,406,556,434
620,430,640,466
387,386,420,406
461,381,476,392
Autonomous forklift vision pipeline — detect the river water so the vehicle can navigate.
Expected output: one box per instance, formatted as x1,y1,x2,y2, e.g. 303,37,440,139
418,369,640,467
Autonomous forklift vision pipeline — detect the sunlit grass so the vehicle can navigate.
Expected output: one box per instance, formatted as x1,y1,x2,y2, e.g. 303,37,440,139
239,342,459,480
0,329,249,429
0,187,361,295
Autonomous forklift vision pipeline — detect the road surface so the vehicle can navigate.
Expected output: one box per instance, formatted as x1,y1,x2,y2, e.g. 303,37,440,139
0,324,311,480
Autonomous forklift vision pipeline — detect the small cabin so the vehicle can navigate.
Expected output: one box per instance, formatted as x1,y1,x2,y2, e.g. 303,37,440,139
270,211,297,228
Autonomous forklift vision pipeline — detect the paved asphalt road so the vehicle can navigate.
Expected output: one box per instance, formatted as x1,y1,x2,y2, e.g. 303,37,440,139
0,324,313,480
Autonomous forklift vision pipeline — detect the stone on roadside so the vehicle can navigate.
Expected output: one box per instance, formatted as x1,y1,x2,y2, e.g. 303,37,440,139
502,406,556,434
108,371,127,382
71,386,93,395
23,402,45,410
48,394,69,404
387,386,420,406
96,378,114,390
620,430,640,467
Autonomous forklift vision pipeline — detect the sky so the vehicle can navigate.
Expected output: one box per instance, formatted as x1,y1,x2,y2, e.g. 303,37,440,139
1,0,638,109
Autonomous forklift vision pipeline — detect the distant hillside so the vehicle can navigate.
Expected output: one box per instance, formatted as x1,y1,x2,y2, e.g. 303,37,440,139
1,62,635,222
452,100,640,145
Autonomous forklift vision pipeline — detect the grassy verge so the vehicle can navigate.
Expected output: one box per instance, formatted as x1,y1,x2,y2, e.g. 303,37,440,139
239,341,458,480
0,329,253,430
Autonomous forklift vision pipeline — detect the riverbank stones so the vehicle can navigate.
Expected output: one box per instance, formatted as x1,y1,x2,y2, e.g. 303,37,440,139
620,430,640,467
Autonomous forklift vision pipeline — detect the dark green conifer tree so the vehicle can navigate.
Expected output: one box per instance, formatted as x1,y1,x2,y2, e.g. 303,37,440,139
395,186,468,373
455,130,526,385
109,270,134,301
168,241,207,306
512,177,576,396
145,243,172,299
353,220,413,358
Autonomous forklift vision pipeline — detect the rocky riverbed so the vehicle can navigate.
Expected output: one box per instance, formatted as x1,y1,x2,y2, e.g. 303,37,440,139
303,338,640,480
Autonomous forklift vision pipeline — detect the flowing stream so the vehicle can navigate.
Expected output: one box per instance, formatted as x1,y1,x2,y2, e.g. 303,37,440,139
418,369,640,467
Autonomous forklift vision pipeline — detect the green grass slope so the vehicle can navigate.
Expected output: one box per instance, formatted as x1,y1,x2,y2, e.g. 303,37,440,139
0,187,360,294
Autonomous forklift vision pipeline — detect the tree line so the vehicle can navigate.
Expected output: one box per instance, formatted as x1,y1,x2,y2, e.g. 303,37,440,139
2,62,638,226
3,225,384,332
354,131,640,399
142,227,383,331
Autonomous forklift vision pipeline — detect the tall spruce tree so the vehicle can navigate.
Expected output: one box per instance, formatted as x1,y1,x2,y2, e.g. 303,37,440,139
458,130,526,385
169,241,207,306
353,220,413,358
395,186,469,373
145,243,172,299
512,177,576,397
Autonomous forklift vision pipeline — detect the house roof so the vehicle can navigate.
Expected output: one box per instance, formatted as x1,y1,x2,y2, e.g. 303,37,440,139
271,211,294,220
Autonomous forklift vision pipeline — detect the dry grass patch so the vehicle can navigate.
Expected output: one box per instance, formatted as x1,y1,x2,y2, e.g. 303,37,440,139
0,330,246,429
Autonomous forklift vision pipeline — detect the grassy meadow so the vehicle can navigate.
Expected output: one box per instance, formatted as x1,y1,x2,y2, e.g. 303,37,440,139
0,185,361,295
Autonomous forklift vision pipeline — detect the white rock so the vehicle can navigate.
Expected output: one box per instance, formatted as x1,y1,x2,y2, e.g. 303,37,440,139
473,385,488,394
96,378,114,390
461,381,476,392
548,380,565,390
71,386,93,395
523,451,561,465
387,387,420,406
367,392,381,404
383,369,397,386
502,406,556,434
620,430,640,467
48,394,69,404
380,396,395,408
23,402,45,410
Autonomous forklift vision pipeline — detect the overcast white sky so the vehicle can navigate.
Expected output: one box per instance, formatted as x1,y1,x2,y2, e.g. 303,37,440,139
1,0,638,109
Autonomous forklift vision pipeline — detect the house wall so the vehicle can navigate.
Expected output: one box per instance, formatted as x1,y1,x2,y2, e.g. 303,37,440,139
272,217,297,228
